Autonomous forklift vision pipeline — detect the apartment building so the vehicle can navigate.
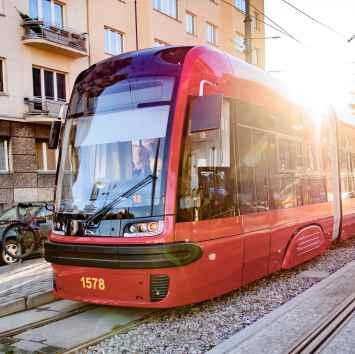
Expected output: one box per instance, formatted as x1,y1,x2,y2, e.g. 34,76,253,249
0,0,265,211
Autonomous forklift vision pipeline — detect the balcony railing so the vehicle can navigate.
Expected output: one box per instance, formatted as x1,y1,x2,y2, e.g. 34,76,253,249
22,19,87,56
24,97,68,118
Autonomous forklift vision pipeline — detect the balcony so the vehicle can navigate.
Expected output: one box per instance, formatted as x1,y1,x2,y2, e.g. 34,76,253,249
24,97,68,122
22,19,87,58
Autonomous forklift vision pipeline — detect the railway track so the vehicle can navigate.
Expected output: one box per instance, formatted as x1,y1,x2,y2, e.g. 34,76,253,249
289,292,355,354
0,299,160,353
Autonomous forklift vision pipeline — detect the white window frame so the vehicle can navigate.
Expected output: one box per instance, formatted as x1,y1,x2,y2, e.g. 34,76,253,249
185,12,196,35
252,48,259,65
31,0,65,27
206,22,217,45
37,141,58,172
0,58,6,94
253,12,260,32
153,0,178,19
234,34,245,53
33,66,67,102
104,27,123,55
235,0,246,12
0,139,9,173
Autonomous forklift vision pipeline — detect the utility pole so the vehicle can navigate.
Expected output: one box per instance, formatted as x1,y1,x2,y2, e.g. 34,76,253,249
134,0,139,50
244,0,253,64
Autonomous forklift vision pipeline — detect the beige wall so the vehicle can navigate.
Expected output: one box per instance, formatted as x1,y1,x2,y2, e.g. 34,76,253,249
89,0,265,67
0,0,265,120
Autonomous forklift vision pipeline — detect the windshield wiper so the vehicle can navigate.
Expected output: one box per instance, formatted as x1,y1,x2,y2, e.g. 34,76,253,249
84,174,157,228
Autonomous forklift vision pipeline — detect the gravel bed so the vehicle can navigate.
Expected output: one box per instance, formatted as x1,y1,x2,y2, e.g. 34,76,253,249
83,238,355,354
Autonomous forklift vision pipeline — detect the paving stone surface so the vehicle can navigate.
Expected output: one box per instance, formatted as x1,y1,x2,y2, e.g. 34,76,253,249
12,306,152,351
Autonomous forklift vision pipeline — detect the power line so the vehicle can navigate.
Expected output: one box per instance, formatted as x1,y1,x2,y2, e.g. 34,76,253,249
253,15,304,45
279,0,347,41
220,0,304,45
248,3,304,45
250,4,304,45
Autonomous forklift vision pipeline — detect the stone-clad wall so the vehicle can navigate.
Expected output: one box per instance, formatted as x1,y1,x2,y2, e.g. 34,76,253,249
0,121,56,210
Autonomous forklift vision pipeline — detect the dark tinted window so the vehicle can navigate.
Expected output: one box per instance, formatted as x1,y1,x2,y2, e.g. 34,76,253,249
32,67,41,97
57,73,66,100
236,100,331,214
0,59,3,93
44,70,54,99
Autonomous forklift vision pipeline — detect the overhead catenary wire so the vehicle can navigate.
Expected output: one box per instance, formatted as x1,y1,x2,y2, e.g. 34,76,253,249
252,15,304,45
248,2,304,45
220,0,304,46
278,0,348,41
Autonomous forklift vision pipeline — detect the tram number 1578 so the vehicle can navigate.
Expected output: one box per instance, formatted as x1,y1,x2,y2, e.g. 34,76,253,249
80,276,106,291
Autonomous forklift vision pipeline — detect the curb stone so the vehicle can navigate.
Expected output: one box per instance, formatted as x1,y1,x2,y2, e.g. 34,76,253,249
0,298,26,318
26,290,55,309
208,261,355,354
0,290,55,318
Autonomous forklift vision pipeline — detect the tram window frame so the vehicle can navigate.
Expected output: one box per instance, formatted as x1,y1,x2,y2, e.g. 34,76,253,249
177,97,240,222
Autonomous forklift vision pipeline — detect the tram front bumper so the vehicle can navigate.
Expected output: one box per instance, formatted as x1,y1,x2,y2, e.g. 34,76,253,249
44,240,202,269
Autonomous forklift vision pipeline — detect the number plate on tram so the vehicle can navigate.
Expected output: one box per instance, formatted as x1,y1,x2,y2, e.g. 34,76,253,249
80,276,106,291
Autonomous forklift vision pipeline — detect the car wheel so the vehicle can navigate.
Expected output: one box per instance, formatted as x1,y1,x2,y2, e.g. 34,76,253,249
1,239,20,265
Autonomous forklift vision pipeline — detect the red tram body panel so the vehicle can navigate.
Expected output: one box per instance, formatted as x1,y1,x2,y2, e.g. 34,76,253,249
45,46,353,308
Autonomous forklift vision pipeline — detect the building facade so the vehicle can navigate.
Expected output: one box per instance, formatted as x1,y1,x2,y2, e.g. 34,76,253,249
0,0,265,211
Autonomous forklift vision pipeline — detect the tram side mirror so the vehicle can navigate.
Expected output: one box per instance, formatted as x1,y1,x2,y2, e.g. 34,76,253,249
48,120,62,149
189,95,223,133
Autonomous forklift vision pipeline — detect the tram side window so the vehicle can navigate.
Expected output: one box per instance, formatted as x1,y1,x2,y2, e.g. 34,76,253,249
339,123,355,199
279,139,303,171
236,126,277,214
236,127,254,214
177,100,238,222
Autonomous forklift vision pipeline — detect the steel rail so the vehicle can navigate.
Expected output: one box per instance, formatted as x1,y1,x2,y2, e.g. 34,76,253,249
0,303,95,340
289,292,355,354
63,309,167,354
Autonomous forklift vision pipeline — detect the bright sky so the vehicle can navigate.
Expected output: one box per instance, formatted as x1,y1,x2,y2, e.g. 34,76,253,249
265,0,355,111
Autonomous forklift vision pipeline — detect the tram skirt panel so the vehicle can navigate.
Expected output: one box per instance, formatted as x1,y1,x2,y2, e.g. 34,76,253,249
282,225,328,269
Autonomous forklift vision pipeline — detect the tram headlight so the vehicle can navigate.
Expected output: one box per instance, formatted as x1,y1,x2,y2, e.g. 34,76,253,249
124,220,164,237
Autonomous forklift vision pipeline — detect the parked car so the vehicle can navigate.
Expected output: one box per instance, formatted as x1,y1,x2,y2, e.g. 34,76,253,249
0,203,53,264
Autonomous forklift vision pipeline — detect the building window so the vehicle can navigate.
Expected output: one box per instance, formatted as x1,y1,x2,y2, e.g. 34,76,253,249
35,140,57,171
153,39,169,47
0,58,5,93
0,138,9,172
185,12,196,35
234,34,245,53
253,12,260,31
104,27,123,55
252,48,259,65
29,0,64,28
32,67,66,101
153,0,177,19
235,0,246,12
206,22,217,45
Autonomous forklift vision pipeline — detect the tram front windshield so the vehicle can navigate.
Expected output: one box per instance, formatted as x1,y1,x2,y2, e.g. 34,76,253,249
55,76,174,219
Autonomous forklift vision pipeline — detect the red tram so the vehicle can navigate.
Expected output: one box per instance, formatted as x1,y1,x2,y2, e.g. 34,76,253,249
45,46,355,308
